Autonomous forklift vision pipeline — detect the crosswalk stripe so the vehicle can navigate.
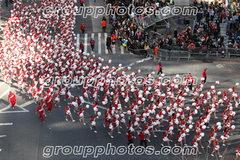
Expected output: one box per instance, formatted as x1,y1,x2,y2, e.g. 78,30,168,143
112,44,116,54
104,33,108,54
74,32,130,54
98,33,101,54
0,85,10,99
76,34,80,51
91,33,94,54
84,33,88,54
0,123,13,125
120,45,124,54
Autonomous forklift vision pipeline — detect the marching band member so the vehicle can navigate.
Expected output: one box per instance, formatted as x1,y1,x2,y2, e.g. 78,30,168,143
78,105,89,125
35,103,45,122
211,138,222,158
65,105,75,122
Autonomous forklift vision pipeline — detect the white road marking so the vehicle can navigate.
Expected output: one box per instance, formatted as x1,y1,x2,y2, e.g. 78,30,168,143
0,100,35,114
84,33,88,54
120,45,124,54
0,82,5,87
136,60,144,64
16,100,35,111
117,57,152,71
98,33,101,54
0,123,13,126
216,64,224,68
0,135,6,138
0,85,10,99
143,57,152,61
104,33,108,54
112,44,116,54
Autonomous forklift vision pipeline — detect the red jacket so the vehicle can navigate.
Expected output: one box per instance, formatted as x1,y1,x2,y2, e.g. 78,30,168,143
202,67,208,78
126,133,133,140
139,132,145,140
80,44,84,49
90,40,95,45
202,71,206,78
37,105,44,112
80,24,85,30
158,64,162,71
8,93,16,102
80,0,84,4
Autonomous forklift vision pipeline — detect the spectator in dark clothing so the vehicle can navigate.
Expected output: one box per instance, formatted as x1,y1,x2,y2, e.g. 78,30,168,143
213,27,218,40
227,29,232,41
168,38,172,46
220,35,224,45
153,25,157,32
177,17,181,29
106,35,112,53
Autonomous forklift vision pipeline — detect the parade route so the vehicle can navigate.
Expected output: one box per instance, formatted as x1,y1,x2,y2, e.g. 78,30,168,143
0,0,240,160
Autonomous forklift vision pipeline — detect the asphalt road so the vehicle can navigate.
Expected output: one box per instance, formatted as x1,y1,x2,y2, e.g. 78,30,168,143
0,1,240,160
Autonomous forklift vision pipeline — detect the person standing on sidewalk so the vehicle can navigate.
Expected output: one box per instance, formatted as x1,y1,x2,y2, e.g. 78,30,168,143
154,44,160,62
157,62,162,75
138,131,147,147
80,23,85,35
165,20,171,34
89,38,95,52
177,17,181,29
5,0,8,7
202,67,208,84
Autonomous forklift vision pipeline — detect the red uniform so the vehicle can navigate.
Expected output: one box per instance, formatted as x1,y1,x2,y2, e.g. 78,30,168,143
37,105,45,122
8,93,16,109
80,24,85,30
202,67,208,78
45,96,53,112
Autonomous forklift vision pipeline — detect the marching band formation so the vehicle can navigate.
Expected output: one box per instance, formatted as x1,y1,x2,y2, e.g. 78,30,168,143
2,0,240,159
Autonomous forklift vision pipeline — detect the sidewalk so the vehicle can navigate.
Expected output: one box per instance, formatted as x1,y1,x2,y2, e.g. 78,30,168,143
190,56,240,62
